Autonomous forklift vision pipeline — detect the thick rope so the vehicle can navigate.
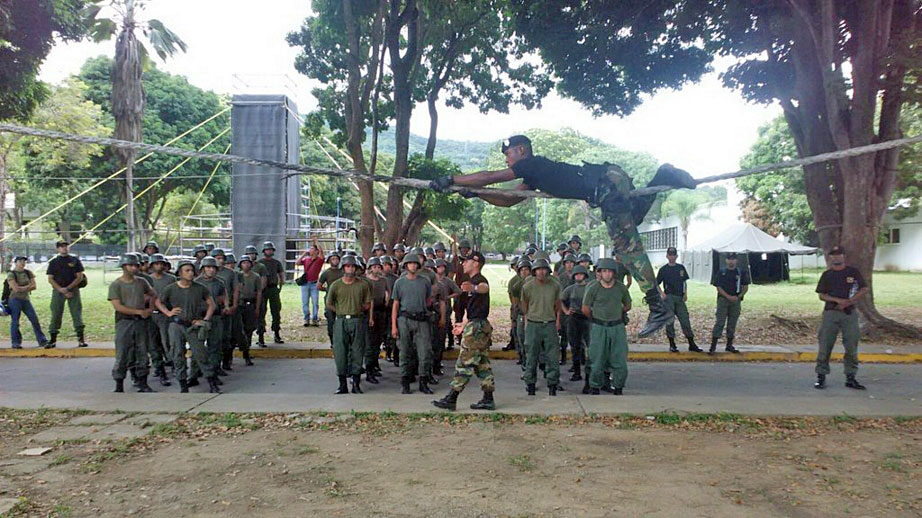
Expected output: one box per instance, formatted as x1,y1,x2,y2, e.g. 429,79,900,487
2,122,921,200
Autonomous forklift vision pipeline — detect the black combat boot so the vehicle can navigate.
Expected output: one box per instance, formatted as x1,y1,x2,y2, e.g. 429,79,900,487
274,331,285,344
418,378,433,395
136,375,155,393
365,370,379,384
638,289,674,338
401,376,412,394
845,375,866,390
470,391,495,411
688,337,703,353
187,377,200,387
179,379,189,393
393,348,400,367
708,337,718,355
257,332,266,348
214,364,228,376
224,350,234,371
526,383,536,396
725,336,739,354
631,164,698,225
502,337,516,351
813,374,826,389
351,375,363,394
113,379,124,393
208,376,222,394
668,336,679,353
45,333,57,349
589,387,600,395
157,367,171,387
570,361,582,382
432,390,460,411
130,370,140,387
77,331,88,348
432,363,444,376
548,385,558,397
613,387,623,395
335,376,348,394
243,349,254,366
427,374,439,385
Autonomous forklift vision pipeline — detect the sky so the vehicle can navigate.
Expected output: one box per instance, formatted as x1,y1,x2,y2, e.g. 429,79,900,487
38,0,781,181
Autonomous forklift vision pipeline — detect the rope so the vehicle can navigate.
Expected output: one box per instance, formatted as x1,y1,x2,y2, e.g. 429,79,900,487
163,143,232,253
2,121,921,201
0,108,230,243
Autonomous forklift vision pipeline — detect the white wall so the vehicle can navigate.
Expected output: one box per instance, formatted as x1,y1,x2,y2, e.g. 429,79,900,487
875,208,922,272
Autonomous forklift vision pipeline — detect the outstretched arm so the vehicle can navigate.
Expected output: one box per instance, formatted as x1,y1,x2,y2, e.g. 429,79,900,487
453,168,517,187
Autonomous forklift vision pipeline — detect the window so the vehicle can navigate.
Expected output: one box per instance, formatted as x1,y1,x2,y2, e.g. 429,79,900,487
884,227,901,244
640,226,677,251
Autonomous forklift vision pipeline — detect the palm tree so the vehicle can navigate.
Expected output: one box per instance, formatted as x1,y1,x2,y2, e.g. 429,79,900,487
85,0,186,250
660,190,711,250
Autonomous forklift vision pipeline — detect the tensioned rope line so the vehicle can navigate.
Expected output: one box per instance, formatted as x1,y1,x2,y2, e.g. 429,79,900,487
0,108,230,243
2,122,921,200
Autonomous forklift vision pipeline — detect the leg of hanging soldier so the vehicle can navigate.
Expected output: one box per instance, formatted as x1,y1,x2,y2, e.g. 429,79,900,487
599,166,657,294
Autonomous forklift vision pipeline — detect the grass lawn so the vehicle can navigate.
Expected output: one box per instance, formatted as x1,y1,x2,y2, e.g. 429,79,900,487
1,263,919,344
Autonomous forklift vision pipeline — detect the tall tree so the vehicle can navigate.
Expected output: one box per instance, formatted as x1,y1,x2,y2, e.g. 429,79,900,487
85,0,186,250
511,0,922,335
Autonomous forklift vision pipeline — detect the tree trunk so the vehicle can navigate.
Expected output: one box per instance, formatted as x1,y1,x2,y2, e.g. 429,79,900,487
425,93,438,160
0,152,7,270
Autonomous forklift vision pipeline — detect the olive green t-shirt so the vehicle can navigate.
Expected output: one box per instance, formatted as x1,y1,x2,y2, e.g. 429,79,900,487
159,281,213,322
583,280,631,322
216,268,239,302
319,267,344,304
557,270,574,290
521,279,560,321
507,274,523,301
257,257,285,285
148,272,176,295
239,271,261,300
560,281,589,313
391,275,431,314
327,278,372,316
6,270,34,300
108,276,153,320
195,276,227,308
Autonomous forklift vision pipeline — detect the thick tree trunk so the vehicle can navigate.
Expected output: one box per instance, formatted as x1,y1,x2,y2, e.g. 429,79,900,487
425,93,438,160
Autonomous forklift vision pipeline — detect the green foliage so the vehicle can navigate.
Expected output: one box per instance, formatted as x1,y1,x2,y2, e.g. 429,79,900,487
892,103,922,220
365,127,492,172
405,154,470,221
84,1,188,65
0,0,88,121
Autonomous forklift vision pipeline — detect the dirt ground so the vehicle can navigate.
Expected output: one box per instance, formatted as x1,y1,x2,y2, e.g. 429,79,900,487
1,410,921,517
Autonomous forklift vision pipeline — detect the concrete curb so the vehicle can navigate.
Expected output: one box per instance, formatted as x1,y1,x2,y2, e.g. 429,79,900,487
2,346,921,364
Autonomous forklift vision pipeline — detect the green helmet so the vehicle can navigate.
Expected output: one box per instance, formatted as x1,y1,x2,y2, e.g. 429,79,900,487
150,253,168,265
516,259,532,271
175,259,195,272
373,242,386,252
200,257,218,268
238,255,253,266
144,241,159,252
568,234,582,245
244,245,258,254
434,258,448,269
402,253,422,266
595,257,618,271
381,256,394,265
571,265,589,278
433,242,446,252
192,244,206,255
392,243,406,252
139,253,150,264
204,242,216,251
326,251,341,263
211,248,225,258
563,253,577,264
410,247,425,256
533,250,549,261
341,255,357,267
556,242,568,252
118,254,140,267
524,247,537,256
577,253,593,264
262,241,276,251
531,258,551,271
367,256,382,268
225,253,237,264
424,247,435,256
423,259,435,269
458,239,472,249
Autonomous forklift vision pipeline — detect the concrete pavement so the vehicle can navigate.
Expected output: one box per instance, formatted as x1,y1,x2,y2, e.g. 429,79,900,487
0,358,919,416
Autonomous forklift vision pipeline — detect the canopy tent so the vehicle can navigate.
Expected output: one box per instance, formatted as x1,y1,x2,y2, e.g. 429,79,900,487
684,223,818,284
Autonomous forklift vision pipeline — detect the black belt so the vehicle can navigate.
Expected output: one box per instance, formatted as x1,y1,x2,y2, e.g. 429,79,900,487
591,318,623,327
399,311,430,321
338,314,364,320
527,319,555,324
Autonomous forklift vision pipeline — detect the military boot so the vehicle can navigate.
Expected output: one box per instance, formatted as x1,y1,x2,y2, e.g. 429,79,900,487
208,376,222,394
613,387,624,395
814,374,826,390
526,383,536,396
335,376,348,394
157,367,171,387
708,337,718,355
45,333,57,349
224,350,234,371
77,331,88,348
560,347,567,365
432,363,444,376
470,391,495,411
136,376,155,393
432,390,459,411
401,377,412,394
257,332,266,348
418,378,433,395
845,375,866,390
570,361,582,382
725,337,740,354
365,370,379,384
243,349,254,366
179,379,189,393
274,331,285,344
688,337,703,353
668,336,679,353
187,377,200,387
638,289,674,338
351,375,363,394
548,385,558,396
589,387,600,395
113,379,124,393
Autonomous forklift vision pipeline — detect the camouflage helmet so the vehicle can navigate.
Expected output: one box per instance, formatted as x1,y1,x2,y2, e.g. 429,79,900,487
373,242,386,252
568,234,583,245
563,253,578,264
516,259,532,271
200,257,218,268
571,265,590,278
344,249,357,256
204,242,216,252
423,259,436,269
367,256,382,268
340,255,357,267
457,238,472,250
150,253,169,265
117,254,140,267
577,253,593,264
175,259,195,272
595,257,618,271
402,253,422,266
210,247,225,258
244,245,258,255
225,253,237,264
143,241,159,252
192,244,207,255
556,242,568,252
261,241,276,251
392,243,406,252
434,258,448,269
433,242,447,252
531,258,551,271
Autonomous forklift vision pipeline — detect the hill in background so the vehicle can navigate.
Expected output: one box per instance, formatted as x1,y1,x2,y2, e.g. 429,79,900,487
364,128,494,172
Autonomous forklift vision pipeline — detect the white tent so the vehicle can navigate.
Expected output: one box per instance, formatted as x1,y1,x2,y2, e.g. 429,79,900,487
685,223,818,284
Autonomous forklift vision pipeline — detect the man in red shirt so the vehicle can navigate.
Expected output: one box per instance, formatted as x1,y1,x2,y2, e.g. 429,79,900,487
298,237,325,326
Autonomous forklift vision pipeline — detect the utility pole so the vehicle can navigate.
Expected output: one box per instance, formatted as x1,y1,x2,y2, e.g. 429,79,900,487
125,154,136,252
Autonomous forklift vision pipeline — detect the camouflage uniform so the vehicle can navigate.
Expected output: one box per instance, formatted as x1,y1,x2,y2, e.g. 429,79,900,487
448,319,495,393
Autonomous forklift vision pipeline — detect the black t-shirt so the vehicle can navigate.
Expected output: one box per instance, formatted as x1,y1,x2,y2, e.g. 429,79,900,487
46,254,84,287
466,273,490,320
511,156,594,201
816,266,866,313
656,263,688,296
712,267,750,297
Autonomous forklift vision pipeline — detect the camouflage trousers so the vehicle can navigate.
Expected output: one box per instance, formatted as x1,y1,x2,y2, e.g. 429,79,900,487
449,319,495,393
597,164,657,294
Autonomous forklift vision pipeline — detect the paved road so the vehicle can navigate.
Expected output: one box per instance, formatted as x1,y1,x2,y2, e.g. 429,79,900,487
0,358,919,416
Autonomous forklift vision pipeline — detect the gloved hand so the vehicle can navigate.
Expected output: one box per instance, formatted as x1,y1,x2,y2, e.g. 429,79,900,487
429,176,454,192
458,188,477,199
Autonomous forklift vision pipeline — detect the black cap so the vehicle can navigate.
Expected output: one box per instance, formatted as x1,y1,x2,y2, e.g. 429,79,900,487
666,246,677,255
726,252,738,259
55,240,69,248
467,251,486,265
829,246,845,255
501,135,531,153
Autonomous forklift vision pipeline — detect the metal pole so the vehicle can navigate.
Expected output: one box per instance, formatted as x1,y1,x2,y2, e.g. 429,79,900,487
125,154,136,252
335,197,341,251
534,202,539,246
